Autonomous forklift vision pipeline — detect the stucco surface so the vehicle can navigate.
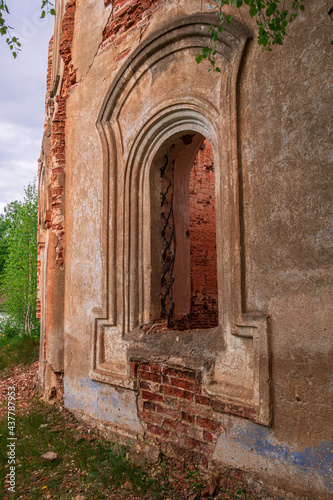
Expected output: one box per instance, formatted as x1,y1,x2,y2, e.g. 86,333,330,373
38,0,333,497
64,375,143,435
213,415,333,494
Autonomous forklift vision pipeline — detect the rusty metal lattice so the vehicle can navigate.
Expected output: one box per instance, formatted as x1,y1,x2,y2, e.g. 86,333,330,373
160,155,174,327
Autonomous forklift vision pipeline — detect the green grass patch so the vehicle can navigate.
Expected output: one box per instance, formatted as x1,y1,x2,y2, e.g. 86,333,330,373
0,334,39,373
0,400,174,499
0,385,252,499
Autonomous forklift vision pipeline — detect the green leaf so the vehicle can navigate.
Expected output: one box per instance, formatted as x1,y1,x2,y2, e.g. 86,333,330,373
249,4,258,17
195,54,204,64
226,14,232,24
40,10,46,18
266,2,277,17
202,46,212,57
215,67,222,72
50,8,56,15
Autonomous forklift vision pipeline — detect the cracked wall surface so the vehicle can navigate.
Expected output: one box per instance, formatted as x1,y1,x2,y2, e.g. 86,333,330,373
38,0,333,498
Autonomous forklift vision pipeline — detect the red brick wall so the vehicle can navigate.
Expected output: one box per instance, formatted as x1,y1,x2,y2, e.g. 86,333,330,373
188,140,218,328
45,35,53,114
102,0,162,57
37,34,54,322
50,0,77,269
36,201,42,322
136,362,218,467
37,211,41,322
160,140,218,331
132,361,258,467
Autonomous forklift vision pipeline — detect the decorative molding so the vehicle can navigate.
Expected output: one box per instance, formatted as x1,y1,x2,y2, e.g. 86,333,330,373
90,14,271,426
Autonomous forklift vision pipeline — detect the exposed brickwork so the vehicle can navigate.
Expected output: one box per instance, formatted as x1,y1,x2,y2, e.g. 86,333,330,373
44,366,64,402
135,362,220,467
133,360,259,466
54,371,64,402
170,140,218,330
36,239,41,321
45,35,54,119
101,0,162,53
50,0,77,269
37,34,54,322
188,140,218,328
37,3,76,390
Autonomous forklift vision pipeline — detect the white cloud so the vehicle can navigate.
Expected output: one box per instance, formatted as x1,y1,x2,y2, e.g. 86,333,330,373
0,0,54,214
0,122,41,210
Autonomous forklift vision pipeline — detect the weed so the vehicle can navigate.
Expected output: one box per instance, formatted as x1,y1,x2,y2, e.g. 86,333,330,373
185,465,202,488
234,487,247,498
223,486,248,499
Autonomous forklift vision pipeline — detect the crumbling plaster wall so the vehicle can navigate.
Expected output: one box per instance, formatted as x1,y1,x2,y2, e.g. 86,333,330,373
38,0,333,497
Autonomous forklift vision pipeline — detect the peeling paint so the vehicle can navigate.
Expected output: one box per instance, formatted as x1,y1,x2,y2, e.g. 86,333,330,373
64,376,144,434
214,416,333,493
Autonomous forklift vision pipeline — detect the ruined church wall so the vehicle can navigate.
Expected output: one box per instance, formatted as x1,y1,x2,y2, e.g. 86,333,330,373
38,0,332,498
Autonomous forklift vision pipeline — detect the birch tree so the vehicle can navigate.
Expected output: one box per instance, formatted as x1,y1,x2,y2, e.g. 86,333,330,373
0,182,38,335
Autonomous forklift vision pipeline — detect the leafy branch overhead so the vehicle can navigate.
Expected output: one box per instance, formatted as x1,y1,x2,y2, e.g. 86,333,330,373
196,0,307,72
0,1,21,58
40,0,55,19
0,0,55,58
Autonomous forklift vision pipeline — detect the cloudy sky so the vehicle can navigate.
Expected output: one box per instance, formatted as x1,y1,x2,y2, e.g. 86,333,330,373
0,0,54,214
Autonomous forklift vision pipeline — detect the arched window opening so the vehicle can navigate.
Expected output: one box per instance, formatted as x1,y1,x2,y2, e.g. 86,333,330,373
153,133,218,332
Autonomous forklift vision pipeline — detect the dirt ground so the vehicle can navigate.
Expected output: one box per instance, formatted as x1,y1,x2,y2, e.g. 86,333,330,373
0,362,250,500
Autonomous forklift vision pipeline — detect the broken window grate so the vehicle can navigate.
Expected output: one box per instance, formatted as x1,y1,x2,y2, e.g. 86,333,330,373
160,154,174,327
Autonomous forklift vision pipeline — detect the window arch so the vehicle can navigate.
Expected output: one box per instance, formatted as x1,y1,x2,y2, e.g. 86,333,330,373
149,133,218,331
91,14,271,426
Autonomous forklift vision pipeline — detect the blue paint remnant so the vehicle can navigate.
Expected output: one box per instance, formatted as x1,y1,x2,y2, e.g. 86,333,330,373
231,420,333,490
64,375,143,433
111,395,119,409
64,376,99,415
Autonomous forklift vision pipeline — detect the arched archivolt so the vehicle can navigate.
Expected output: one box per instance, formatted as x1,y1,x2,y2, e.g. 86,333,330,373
124,107,218,334
96,13,249,329
91,13,271,426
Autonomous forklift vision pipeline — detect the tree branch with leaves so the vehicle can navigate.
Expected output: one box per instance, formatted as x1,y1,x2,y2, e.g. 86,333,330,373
0,1,21,58
196,0,308,72
0,0,55,58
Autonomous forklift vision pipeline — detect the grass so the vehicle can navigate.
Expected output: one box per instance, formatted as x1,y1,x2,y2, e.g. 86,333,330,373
0,334,39,372
0,400,174,499
0,395,251,499
0,326,250,499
